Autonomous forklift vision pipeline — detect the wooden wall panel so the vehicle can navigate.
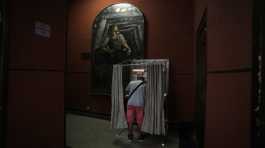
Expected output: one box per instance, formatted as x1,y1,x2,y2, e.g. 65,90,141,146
205,72,251,148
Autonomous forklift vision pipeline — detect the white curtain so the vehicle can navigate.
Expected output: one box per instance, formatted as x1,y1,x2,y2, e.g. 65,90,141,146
111,60,169,135
141,63,166,135
111,65,128,129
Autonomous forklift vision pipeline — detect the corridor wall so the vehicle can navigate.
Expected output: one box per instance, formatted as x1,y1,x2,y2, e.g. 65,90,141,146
6,0,66,147
66,0,195,123
194,0,252,147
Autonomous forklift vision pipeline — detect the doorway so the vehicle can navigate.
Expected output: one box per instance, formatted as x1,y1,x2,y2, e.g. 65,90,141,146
253,0,265,147
195,9,207,148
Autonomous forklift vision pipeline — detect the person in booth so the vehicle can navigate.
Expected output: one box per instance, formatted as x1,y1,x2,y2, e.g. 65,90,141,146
125,70,146,142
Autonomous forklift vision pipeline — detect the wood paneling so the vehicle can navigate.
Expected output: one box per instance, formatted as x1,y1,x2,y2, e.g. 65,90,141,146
7,0,66,147
7,71,64,148
207,0,252,70
205,72,251,148
8,0,66,70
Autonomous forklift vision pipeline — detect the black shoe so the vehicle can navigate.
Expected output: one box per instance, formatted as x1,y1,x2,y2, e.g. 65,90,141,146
128,134,133,142
136,135,144,142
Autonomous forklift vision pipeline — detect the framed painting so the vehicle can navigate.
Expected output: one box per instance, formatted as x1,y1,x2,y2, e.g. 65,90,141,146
90,3,145,94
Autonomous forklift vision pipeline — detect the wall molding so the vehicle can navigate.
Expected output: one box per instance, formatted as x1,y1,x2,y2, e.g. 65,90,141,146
208,66,252,74
8,68,64,72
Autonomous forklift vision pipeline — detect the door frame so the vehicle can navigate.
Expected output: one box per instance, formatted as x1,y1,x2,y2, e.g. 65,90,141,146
194,9,207,148
0,0,8,147
252,0,265,147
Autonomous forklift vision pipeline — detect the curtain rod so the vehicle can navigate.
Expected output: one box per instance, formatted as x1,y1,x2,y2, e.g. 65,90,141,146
114,62,168,67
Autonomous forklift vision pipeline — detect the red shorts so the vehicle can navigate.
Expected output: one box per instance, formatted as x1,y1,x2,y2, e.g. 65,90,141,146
126,105,144,127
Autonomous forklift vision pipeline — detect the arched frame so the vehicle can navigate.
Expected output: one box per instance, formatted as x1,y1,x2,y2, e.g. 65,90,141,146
90,3,145,94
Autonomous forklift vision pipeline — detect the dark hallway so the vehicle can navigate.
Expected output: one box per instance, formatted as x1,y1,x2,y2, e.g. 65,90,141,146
0,0,258,148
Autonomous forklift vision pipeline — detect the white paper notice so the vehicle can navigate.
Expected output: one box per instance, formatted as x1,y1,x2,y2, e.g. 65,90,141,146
34,21,51,38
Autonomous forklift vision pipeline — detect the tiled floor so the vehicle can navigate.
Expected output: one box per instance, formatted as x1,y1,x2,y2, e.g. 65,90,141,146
66,113,180,148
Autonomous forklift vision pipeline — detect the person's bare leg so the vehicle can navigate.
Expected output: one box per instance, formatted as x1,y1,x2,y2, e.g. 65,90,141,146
127,106,134,141
136,107,144,141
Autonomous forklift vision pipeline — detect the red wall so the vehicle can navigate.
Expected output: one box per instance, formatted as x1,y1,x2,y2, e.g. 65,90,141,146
66,0,195,122
205,73,251,148
206,0,252,147
7,0,66,147
4,0,253,147
194,0,252,147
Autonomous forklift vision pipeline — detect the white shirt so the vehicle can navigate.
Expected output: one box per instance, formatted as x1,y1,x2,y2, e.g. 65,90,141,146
125,80,145,107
